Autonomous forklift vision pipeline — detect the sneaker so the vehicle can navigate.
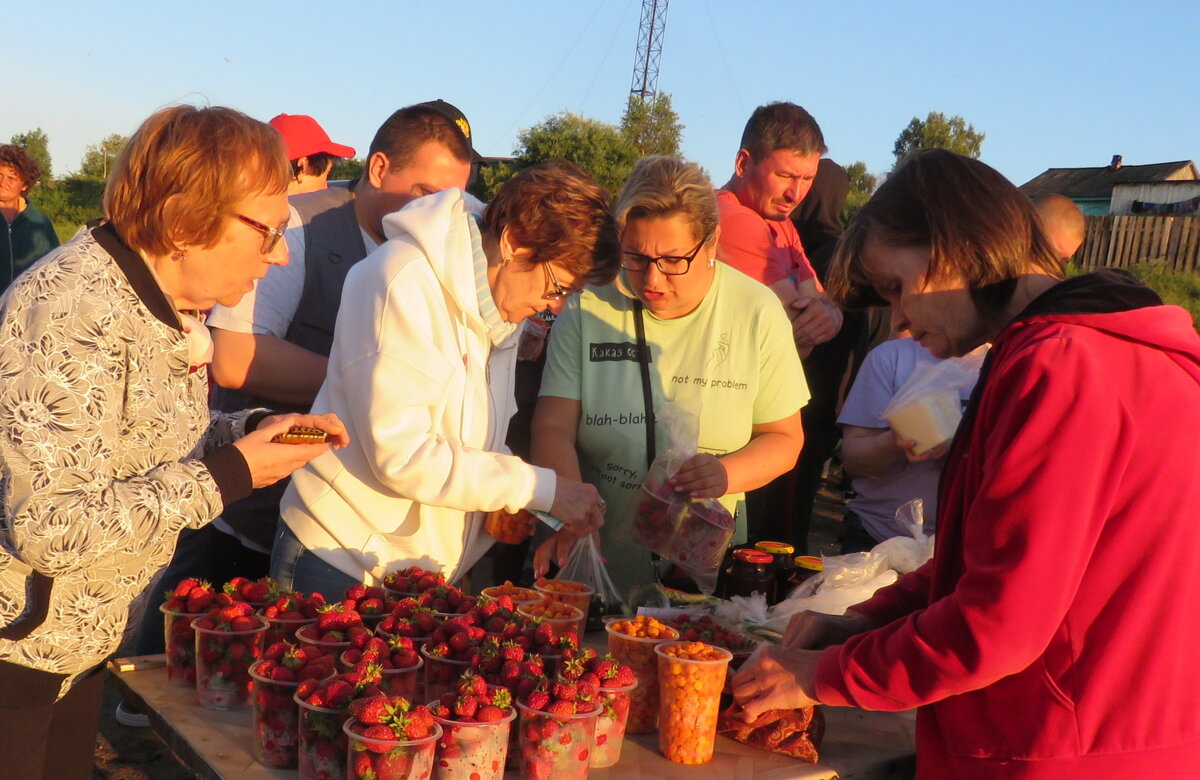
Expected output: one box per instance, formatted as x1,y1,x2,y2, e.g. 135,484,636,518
115,700,150,728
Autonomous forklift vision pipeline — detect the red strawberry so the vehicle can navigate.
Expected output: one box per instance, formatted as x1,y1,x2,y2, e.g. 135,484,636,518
524,690,550,711
546,700,575,716
348,694,394,724
475,704,504,722
172,578,201,599
453,695,478,719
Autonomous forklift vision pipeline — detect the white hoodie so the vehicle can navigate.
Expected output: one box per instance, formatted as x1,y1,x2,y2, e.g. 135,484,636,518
279,189,557,584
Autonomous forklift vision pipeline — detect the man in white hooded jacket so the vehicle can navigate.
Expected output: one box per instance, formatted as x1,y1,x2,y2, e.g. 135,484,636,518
272,163,620,594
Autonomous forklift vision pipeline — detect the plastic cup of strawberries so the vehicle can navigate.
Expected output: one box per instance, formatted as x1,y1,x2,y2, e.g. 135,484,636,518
161,603,206,688
344,696,441,780
428,673,516,780
249,647,337,769
190,607,268,710
294,679,355,780
515,689,601,780
420,645,473,704
340,635,423,701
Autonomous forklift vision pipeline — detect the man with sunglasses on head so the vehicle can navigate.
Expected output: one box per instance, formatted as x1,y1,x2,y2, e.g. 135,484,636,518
716,102,843,550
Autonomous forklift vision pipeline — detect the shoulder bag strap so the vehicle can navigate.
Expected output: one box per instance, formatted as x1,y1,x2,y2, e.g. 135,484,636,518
632,301,655,466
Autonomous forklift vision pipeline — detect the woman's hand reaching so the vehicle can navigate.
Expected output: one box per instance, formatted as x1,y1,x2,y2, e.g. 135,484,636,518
668,453,728,498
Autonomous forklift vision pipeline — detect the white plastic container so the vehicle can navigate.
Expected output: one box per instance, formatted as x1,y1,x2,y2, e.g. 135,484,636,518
883,388,962,454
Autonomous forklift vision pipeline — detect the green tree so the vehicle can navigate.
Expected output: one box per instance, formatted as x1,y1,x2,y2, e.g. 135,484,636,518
329,157,364,183
10,128,52,181
78,134,129,180
514,112,639,196
32,177,106,242
620,93,683,157
468,159,517,203
892,112,985,166
842,160,878,227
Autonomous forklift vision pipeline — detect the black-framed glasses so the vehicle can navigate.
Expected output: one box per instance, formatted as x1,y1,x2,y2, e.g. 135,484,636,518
620,236,708,276
542,262,581,301
234,213,288,255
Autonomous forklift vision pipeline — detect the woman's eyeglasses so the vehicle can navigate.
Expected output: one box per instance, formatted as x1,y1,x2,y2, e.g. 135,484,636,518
620,236,707,276
542,262,581,301
234,213,288,255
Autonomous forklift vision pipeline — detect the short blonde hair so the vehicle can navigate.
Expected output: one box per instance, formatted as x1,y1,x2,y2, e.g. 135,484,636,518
614,155,718,242
104,105,289,257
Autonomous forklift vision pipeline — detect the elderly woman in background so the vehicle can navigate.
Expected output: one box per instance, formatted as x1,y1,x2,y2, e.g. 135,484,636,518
273,160,620,595
0,143,60,290
0,105,347,780
531,156,806,595
732,150,1200,778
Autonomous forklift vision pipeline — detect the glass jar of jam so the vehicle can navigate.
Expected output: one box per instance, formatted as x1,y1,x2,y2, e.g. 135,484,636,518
727,548,775,602
754,541,796,604
791,555,823,590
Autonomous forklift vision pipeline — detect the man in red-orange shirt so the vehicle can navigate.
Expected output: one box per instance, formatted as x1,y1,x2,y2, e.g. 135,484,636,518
717,102,842,357
717,103,843,546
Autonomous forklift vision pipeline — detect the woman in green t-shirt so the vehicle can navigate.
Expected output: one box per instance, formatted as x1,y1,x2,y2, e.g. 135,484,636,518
532,156,807,596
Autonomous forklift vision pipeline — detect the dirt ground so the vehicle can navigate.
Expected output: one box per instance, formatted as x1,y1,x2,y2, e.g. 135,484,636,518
93,484,849,778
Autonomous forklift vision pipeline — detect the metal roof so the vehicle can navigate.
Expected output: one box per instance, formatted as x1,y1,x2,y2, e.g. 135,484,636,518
1019,160,1197,200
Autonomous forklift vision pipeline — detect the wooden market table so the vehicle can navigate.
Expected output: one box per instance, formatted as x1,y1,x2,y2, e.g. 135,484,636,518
109,654,915,780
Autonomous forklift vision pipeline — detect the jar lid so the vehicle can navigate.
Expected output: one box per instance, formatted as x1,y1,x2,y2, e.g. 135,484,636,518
755,541,796,555
794,555,823,572
733,548,773,564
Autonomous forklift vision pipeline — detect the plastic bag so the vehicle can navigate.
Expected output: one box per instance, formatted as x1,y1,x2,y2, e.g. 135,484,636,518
718,702,824,763
872,499,935,575
880,344,987,454
557,534,626,630
764,551,898,631
631,402,734,595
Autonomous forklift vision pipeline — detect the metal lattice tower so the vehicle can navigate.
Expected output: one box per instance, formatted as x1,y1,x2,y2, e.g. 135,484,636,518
630,0,668,100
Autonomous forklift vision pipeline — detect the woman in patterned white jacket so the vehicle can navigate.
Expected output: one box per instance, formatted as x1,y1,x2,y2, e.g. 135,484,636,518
0,105,348,780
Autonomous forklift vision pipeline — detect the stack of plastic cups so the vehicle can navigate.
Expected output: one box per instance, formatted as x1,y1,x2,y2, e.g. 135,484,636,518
654,642,733,765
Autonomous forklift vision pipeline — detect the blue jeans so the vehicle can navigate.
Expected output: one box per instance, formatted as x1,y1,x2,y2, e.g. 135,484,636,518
269,522,360,600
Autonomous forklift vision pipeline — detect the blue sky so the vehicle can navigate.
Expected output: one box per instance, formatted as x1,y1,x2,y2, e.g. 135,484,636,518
4,0,1197,189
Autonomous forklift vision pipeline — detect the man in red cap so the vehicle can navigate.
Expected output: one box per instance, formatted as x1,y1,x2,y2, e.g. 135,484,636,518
269,113,356,195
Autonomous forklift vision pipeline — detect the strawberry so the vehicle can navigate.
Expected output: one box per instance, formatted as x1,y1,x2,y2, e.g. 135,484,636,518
348,694,394,724
524,690,551,711
453,695,478,719
551,681,577,702
546,700,575,716
475,704,504,722
172,578,201,599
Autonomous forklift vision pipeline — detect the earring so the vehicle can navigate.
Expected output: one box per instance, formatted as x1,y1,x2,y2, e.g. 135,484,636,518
171,250,186,262
708,256,716,268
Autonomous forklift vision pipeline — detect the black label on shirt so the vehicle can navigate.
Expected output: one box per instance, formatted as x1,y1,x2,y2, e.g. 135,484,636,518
588,342,650,363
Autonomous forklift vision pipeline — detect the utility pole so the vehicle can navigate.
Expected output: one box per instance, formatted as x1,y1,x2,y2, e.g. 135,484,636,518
630,0,668,100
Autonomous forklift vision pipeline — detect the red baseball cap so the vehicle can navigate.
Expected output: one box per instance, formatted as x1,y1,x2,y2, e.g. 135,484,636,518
268,114,356,161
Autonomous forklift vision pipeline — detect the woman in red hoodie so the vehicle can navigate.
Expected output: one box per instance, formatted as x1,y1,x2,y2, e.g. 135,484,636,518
732,150,1200,778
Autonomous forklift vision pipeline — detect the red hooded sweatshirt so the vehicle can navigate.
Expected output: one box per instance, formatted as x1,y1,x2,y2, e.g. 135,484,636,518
814,271,1200,778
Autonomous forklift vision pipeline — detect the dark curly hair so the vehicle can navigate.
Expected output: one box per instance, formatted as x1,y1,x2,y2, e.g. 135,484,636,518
0,144,42,193
483,160,620,286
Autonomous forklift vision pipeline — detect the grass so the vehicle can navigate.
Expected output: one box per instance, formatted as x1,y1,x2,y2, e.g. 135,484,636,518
1067,261,1200,330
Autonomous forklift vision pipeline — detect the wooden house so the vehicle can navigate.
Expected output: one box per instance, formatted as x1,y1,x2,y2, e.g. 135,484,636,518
1020,156,1198,216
